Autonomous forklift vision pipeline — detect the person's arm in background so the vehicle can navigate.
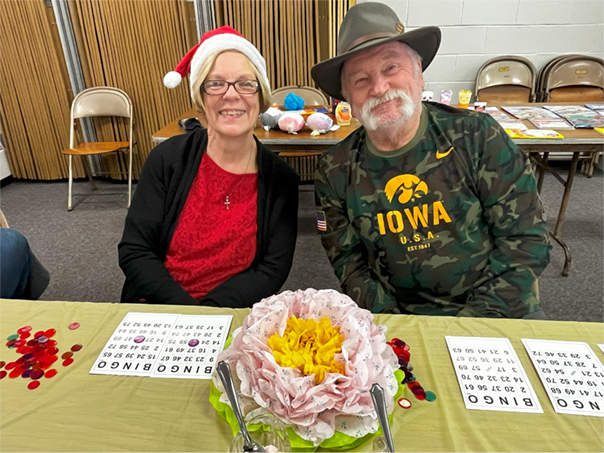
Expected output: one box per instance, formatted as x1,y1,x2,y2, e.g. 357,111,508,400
203,163,299,308
315,152,397,313
458,115,551,318
118,144,198,305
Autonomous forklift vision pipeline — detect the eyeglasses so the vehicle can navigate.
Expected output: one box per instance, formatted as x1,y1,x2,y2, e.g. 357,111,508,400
202,79,260,95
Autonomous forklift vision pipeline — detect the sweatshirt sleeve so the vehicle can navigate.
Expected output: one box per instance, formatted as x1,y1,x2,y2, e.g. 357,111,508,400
458,116,551,318
314,152,398,313
118,145,198,305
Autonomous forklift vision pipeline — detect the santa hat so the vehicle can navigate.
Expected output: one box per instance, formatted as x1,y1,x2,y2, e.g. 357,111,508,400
163,25,270,97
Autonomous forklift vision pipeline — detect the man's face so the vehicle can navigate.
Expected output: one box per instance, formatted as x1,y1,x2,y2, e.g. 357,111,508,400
342,42,424,132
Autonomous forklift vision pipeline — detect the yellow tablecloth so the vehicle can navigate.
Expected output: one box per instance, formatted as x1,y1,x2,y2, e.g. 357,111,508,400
1,299,602,452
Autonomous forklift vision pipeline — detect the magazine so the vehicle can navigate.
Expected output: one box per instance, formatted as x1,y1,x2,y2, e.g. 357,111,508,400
543,105,596,116
529,117,574,129
565,115,604,128
502,106,560,120
505,129,564,139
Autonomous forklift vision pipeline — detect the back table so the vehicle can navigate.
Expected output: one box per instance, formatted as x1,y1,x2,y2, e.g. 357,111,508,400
1,298,602,452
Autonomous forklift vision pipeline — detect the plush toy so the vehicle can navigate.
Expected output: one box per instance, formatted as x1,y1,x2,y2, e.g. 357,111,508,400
284,93,305,110
259,107,283,131
422,90,434,101
306,112,333,136
278,112,305,134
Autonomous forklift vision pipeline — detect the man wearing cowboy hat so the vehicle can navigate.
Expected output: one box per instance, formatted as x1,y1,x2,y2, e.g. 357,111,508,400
312,2,551,318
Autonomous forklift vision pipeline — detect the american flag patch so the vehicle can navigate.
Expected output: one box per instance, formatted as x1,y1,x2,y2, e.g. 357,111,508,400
316,211,327,231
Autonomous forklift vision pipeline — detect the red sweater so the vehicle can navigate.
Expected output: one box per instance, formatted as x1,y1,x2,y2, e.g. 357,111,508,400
164,154,258,300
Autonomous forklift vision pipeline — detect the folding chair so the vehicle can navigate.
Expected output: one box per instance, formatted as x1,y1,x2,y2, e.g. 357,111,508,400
475,56,537,103
61,87,133,211
541,55,604,102
535,55,581,101
271,85,328,106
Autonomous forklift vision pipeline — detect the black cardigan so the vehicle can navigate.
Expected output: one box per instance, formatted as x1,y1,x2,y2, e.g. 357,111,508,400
118,126,299,307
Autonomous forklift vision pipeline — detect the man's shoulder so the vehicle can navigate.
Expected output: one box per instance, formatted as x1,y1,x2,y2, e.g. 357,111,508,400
318,126,365,170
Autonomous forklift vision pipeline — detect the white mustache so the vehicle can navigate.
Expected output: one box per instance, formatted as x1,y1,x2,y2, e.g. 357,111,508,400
359,89,416,131
363,89,413,112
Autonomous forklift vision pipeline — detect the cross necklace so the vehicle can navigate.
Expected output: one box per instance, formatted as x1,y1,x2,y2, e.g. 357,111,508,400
212,143,255,210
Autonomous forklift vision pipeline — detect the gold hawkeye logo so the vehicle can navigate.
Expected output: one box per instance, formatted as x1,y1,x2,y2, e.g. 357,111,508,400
385,174,428,204
436,146,453,159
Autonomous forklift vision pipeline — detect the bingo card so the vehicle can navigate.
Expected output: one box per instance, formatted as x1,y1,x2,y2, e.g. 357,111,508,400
598,344,604,354
446,336,543,413
90,312,232,379
151,314,231,379
522,339,604,417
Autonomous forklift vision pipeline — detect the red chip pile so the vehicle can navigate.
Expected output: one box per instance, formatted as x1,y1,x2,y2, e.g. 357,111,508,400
1,322,82,390
387,337,437,405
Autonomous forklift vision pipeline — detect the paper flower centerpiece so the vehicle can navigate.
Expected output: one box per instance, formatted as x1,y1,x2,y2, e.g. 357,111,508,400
211,289,401,448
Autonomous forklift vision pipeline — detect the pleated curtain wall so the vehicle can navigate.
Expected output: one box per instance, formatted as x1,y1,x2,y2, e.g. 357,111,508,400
0,0,79,180
214,0,355,93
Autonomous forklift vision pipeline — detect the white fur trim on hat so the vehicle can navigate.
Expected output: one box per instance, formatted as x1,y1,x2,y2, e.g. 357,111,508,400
163,71,182,89
189,33,270,99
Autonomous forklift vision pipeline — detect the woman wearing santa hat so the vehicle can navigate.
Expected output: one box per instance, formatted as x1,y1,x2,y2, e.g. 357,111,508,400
118,26,299,307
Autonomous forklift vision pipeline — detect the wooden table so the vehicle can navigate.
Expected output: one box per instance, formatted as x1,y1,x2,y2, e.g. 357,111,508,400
152,104,603,276
1,298,603,452
490,103,603,277
152,107,362,153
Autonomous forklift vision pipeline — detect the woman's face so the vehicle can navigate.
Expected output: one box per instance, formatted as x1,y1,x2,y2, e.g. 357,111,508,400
203,51,260,140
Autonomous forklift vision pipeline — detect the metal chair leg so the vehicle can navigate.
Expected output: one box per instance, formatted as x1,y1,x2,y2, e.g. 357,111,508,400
81,156,97,190
127,148,132,208
68,155,73,211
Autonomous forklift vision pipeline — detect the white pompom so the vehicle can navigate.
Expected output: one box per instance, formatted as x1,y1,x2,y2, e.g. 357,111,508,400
163,71,182,89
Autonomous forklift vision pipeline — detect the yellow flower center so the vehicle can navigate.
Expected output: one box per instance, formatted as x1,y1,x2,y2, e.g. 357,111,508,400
268,316,345,384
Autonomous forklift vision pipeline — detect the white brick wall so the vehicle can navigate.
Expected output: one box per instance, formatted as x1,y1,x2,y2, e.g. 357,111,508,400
358,0,604,101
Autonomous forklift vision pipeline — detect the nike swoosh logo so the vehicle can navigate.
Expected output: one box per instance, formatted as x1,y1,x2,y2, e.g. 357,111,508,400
436,147,453,159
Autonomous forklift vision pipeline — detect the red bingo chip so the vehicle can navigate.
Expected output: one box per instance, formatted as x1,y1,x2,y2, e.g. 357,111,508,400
34,331,45,338
68,322,80,330
45,369,58,378
30,369,44,380
27,381,41,390
44,328,57,338
17,326,32,334
61,352,73,360
9,369,22,379
0,370,7,380
71,344,83,352
5,362,16,371
46,347,59,355
62,358,74,367
0,361,5,369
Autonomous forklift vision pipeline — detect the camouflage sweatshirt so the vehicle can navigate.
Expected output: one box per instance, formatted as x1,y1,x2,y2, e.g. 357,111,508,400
315,102,551,318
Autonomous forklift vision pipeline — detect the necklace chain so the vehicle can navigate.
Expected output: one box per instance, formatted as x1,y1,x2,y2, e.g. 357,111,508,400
209,144,255,210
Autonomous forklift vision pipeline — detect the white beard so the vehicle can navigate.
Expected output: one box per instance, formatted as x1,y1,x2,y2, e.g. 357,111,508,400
358,89,417,132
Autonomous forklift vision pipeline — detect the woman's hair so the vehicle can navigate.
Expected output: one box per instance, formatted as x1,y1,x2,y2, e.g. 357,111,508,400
191,50,271,118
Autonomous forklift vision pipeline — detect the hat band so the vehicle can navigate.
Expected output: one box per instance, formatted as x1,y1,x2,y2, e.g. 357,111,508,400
342,32,398,54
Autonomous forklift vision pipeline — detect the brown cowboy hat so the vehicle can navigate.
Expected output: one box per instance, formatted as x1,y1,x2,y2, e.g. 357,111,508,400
311,2,441,101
